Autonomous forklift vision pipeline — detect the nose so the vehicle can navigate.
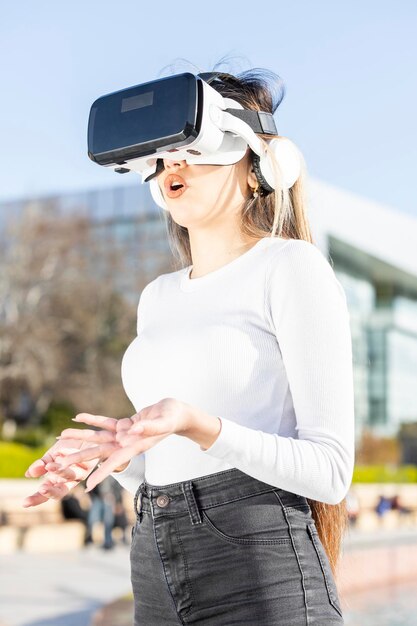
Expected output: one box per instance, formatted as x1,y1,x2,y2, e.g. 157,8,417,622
163,158,187,171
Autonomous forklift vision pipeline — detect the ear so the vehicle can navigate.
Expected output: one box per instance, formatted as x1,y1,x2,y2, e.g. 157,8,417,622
247,155,258,190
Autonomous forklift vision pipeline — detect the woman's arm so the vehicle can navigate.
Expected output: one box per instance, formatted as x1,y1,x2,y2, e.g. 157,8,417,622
196,240,355,505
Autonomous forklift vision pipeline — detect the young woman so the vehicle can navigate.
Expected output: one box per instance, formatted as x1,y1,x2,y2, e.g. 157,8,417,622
23,68,354,625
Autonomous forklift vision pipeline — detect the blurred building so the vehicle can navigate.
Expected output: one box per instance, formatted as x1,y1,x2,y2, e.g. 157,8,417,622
309,179,417,443
1,177,417,442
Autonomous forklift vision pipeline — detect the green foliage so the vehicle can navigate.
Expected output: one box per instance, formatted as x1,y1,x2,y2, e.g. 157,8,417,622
0,441,49,478
41,400,75,436
12,426,48,448
353,464,417,483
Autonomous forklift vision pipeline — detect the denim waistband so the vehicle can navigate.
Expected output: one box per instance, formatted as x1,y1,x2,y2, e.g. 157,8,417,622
133,468,309,526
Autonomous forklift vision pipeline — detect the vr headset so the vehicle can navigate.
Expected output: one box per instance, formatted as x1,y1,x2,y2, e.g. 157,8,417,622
87,71,302,210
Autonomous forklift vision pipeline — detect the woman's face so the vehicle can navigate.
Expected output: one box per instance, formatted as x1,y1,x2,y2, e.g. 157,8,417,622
156,149,258,229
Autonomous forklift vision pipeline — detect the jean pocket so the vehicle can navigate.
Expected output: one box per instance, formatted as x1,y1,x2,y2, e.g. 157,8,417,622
202,489,293,546
306,523,343,618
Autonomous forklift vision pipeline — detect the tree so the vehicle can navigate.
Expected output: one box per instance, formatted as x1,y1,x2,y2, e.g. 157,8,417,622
0,200,145,434
356,427,400,465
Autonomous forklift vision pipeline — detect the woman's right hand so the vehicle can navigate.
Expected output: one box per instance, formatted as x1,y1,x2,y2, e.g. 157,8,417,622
22,414,123,508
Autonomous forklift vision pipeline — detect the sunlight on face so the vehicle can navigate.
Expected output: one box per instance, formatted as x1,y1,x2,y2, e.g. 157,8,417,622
156,150,255,229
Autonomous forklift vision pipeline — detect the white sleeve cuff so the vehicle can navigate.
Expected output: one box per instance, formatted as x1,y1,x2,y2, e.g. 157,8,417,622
200,416,243,458
110,453,145,495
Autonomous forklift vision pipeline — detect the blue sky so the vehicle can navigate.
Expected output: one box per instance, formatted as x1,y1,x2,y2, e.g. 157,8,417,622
1,1,416,217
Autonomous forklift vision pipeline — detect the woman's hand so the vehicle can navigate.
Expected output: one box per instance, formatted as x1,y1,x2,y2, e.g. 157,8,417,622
56,398,194,492
23,398,221,503
22,414,121,507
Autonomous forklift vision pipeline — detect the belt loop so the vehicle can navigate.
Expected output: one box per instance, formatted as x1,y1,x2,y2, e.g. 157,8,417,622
134,482,146,522
182,481,202,525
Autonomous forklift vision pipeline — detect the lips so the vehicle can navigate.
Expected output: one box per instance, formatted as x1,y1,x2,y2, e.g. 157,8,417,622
164,173,188,199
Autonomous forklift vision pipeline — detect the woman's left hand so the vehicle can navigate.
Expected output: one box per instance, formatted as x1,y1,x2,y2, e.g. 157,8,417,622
55,397,195,492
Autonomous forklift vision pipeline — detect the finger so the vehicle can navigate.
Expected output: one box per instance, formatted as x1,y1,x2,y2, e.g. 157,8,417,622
116,417,135,432
52,439,96,452
22,492,49,507
24,428,106,478
24,437,98,479
22,478,78,507
72,413,117,431
58,428,116,443
44,464,90,482
25,439,88,477
115,431,141,445
55,443,116,468
45,459,90,472
24,441,64,477
37,442,101,474
85,444,145,491
38,471,71,484
129,417,174,437
38,480,77,500
85,433,166,492
25,458,48,478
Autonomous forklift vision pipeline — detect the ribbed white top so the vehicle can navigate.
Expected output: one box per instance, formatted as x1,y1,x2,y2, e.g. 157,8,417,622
111,236,355,505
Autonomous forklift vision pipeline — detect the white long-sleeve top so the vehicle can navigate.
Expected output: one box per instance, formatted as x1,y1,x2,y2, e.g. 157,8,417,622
111,236,355,505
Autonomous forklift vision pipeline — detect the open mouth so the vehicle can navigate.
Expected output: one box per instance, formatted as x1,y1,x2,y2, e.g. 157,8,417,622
164,174,188,198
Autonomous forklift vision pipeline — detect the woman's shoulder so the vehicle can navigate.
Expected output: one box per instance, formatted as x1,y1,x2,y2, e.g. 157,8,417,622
266,237,349,314
268,236,324,255
267,237,334,273
266,237,345,298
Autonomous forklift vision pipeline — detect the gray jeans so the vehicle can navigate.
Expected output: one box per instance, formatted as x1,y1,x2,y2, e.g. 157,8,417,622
130,468,344,625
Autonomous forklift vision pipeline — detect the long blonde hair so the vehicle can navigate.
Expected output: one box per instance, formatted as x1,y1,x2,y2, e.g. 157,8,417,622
161,65,349,577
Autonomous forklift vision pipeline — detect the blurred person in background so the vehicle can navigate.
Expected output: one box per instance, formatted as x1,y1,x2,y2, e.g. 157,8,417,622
375,494,392,520
111,479,129,545
390,494,412,517
86,476,115,550
60,483,90,544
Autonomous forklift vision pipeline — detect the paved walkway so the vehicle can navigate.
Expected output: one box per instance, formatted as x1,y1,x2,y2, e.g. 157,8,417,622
0,544,132,626
2,526,417,626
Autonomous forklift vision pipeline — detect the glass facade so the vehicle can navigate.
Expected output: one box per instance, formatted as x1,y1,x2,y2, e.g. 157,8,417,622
332,247,417,440
333,269,375,441
387,299,417,432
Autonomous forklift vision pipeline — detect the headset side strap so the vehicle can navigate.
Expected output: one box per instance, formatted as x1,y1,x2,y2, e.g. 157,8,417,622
224,109,277,135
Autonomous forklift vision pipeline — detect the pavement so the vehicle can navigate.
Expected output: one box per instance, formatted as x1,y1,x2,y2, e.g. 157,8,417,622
343,523,417,549
0,544,132,626
91,598,133,626
2,526,417,626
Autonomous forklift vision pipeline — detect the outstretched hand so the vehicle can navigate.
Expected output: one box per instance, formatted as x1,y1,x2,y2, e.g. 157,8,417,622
22,398,193,505
22,414,121,508
57,398,192,492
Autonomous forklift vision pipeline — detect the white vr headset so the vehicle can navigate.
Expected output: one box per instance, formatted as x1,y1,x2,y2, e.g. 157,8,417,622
87,71,302,210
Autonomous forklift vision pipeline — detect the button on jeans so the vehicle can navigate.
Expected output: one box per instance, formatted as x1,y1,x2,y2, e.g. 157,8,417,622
130,468,344,625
